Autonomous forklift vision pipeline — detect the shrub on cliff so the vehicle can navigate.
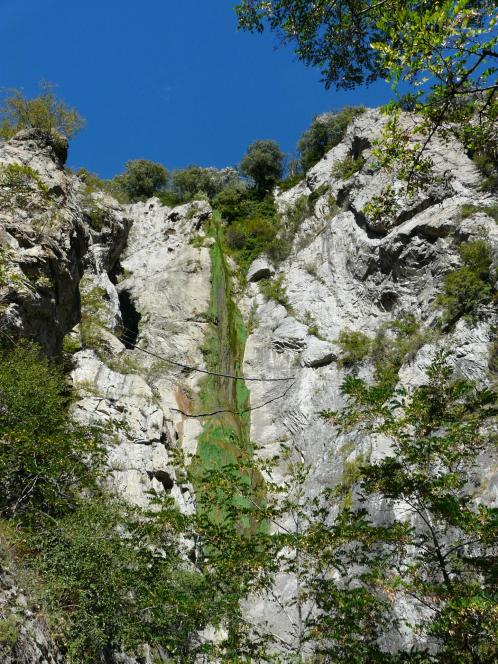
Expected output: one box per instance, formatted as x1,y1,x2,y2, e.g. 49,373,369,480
113,159,169,202
298,107,365,171
438,240,496,325
0,82,84,140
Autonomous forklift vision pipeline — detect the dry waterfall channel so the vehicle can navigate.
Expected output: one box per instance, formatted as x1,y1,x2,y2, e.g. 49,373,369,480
72,201,267,516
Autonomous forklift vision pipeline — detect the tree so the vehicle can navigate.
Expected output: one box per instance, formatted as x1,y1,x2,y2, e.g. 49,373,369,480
236,1,498,192
0,338,228,663
298,107,365,171
172,165,240,201
330,351,498,662
30,497,218,664
113,159,169,202
0,341,104,519
168,350,498,661
0,81,84,140
240,140,284,194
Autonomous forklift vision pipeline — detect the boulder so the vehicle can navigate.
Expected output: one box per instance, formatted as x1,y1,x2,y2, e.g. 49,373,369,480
272,318,308,352
301,337,339,368
247,257,275,282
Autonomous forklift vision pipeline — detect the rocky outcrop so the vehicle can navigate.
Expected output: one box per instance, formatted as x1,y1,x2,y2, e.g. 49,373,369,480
0,131,102,355
71,198,214,508
247,256,275,282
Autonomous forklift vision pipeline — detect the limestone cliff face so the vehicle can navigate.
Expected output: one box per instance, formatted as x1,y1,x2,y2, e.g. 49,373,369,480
240,109,498,643
0,109,496,660
71,197,213,509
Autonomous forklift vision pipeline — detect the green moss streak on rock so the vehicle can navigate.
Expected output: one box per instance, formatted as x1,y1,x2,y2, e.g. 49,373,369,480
191,212,264,532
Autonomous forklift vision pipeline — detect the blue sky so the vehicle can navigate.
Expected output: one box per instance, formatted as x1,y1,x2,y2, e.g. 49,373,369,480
1,0,393,178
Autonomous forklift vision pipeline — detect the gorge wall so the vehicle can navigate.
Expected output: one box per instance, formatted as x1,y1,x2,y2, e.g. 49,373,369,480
0,109,496,661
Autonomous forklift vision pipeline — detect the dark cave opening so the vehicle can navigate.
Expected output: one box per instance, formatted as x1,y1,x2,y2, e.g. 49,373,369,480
118,289,141,349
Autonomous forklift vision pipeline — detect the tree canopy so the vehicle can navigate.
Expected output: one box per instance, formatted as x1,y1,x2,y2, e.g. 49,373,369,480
236,1,498,192
113,159,169,202
240,139,284,194
172,165,240,200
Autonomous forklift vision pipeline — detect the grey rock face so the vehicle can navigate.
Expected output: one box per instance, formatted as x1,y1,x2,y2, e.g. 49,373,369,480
247,256,275,282
272,318,308,352
0,129,133,356
71,198,213,509
301,337,339,368
240,109,498,645
0,130,87,355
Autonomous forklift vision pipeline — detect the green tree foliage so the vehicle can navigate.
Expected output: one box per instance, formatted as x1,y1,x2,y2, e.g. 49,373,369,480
298,107,365,171
172,165,240,201
178,343,496,660
240,139,284,194
0,339,227,662
333,154,365,180
212,184,248,222
30,498,217,664
171,435,398,660
209,353,496,661
113,159,169,202
332,352,498,663
0,82,84,139
438,239,496,325
214,189,281,272
0,341,104,519
236,1,498,197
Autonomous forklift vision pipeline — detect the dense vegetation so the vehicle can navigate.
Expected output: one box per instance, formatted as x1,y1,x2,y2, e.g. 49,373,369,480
297,106,365,171
0,342,227,662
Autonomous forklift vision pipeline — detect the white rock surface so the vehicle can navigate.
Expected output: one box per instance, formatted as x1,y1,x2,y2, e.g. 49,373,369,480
301,337,339,367
239,109,498,646
71,198,213,510
247,256,275,282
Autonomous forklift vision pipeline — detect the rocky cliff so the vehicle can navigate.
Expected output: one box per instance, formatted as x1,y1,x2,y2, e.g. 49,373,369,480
0,109,496,661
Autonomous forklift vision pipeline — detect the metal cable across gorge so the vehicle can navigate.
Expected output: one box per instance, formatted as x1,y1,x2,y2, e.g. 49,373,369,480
117,325,296,383
99,327,296,418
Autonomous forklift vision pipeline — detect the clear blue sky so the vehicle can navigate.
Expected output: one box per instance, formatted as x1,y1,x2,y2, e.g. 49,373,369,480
0,0,392,178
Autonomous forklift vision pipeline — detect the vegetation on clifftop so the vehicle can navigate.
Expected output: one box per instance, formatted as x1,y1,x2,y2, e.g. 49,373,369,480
0,82,84,140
